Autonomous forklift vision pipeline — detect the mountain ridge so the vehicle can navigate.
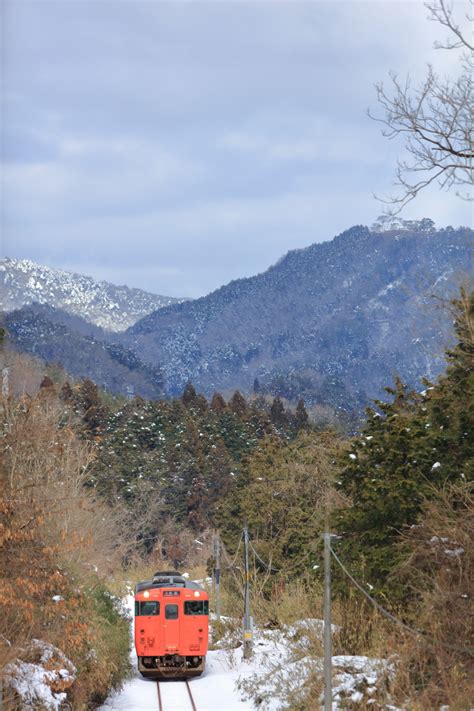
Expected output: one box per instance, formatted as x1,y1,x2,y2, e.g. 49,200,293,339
123,223,472,408
3,224,472,414
0,258,187,332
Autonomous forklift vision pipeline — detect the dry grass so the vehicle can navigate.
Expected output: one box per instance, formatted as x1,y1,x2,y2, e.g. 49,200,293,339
388,481,474,709
0,392,132,706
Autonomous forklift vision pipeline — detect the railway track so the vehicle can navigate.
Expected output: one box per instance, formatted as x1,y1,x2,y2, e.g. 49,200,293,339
156,679,197,711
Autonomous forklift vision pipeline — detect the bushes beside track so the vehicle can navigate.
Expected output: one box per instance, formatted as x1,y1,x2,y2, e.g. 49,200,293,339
0,390,131,709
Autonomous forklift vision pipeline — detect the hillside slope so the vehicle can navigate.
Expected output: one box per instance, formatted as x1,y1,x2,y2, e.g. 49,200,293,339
124,224,472,409
5,304,163,398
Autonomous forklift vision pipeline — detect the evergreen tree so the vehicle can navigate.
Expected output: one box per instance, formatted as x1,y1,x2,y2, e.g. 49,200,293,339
40,376,55,390
229,390,247,416
77,379,108,436
60,381,74,403
334,291,474,600
294,398,309,431
270,396,287,427
182,382,197,407
194,394,209,413
206,438,234,512
210,392,226,412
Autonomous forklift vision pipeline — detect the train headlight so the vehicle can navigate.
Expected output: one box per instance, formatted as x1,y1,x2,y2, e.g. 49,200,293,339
194,591,200,598
143,590,150,598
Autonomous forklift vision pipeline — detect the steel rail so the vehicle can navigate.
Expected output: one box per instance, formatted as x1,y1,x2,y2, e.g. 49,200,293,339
156,681,163,711
156,680,197,711
185,680,197,711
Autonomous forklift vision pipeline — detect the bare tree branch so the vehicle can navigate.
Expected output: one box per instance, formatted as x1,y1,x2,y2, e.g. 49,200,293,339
370,0,473,212
426,0,473,51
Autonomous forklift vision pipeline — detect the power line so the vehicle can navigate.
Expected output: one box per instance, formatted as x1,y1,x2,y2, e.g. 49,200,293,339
249,541,280,572
329,542,474,657
220,537,244,596
248,533,316,575
223,531,243,569
217,528,473,659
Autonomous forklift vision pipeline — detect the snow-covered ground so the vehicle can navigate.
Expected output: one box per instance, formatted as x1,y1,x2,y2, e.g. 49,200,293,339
99,597,395,711
3,639,76,710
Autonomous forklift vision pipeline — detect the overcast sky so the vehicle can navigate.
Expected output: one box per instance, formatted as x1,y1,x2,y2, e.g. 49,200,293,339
1,0,471,298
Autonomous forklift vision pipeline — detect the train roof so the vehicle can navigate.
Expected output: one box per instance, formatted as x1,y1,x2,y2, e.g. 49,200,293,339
135,571,206,594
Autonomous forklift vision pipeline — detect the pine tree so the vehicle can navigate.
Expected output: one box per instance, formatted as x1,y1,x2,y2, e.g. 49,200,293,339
270,396,287,427
294,399,309,431
210,392,226,412
182,382,197,407
334,291,474,600
229,390,247,416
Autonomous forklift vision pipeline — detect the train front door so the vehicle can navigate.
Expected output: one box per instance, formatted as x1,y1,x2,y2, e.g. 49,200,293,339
164,603,180,653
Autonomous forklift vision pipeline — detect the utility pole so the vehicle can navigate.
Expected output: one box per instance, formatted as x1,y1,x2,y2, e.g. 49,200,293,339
323,531,333,711
2,367,9,398
214,531,221,622
243,526,253,659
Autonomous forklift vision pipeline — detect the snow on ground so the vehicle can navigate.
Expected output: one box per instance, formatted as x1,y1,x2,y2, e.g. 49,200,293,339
232,623,395,710
100,596,396,711
4,639,76,710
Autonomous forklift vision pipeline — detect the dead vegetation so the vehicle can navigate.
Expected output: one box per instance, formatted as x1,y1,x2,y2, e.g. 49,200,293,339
0,389,132,707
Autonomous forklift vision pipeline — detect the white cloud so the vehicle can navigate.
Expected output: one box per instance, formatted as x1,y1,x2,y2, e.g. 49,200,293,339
3,136,206,217
2,0,471,296
217,112,384,165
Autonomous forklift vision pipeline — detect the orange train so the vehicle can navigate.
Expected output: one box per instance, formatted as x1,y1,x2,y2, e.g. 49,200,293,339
134,571,209,678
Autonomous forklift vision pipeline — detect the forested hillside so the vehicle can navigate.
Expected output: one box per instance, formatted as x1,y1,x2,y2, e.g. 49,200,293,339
5,304,164,399
63,379,312,553
126,223,471,410
4,224,471,416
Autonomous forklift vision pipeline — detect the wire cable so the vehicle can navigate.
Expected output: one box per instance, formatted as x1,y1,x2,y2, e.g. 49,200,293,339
224,531,243,569
248,533,316,575
249,541,280,572
329,542,474,656
220,535,245,595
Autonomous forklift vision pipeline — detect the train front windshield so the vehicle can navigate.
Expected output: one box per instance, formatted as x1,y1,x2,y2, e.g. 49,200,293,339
184,600,209,615
135,601,160,615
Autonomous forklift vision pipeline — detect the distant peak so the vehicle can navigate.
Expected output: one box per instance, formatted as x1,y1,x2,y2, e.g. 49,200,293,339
0,257,187,332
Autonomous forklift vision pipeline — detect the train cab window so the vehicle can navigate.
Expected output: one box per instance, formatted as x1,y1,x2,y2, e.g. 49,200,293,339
184,601,209,616
135,601,160,616
165,604,179,620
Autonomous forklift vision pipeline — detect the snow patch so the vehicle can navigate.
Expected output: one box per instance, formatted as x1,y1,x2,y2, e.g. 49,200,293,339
4,639,76,710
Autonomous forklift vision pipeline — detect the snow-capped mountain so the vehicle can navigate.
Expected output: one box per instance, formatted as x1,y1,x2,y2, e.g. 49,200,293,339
0,258,186,332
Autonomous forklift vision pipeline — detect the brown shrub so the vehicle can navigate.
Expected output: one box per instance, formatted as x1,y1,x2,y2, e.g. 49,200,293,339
0,392,132,706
